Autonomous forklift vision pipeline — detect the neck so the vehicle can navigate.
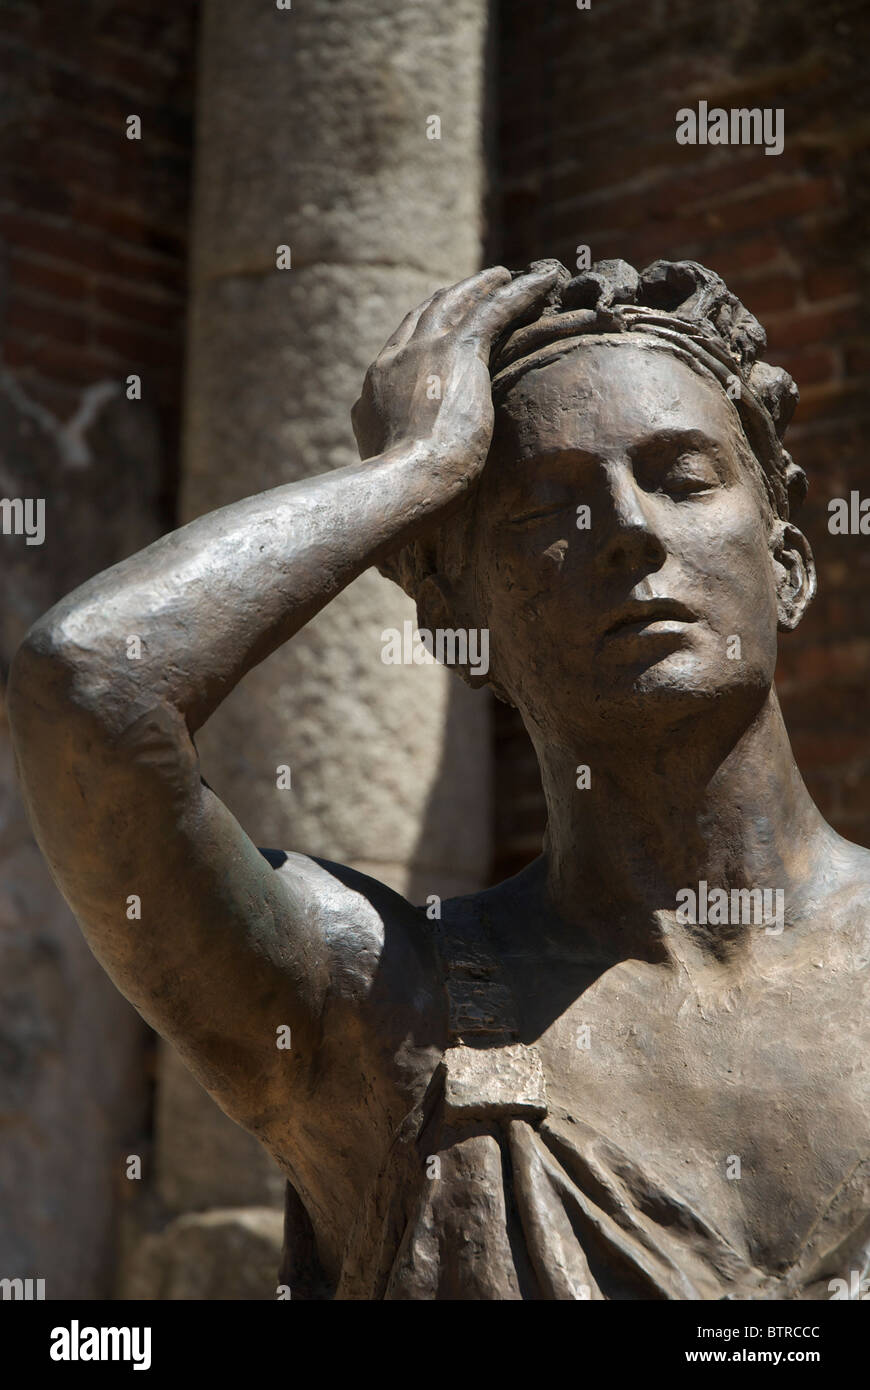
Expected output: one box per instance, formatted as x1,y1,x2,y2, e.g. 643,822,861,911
530,687,831,970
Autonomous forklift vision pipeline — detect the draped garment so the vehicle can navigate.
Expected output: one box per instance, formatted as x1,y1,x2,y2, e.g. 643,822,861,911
288,915,870,1300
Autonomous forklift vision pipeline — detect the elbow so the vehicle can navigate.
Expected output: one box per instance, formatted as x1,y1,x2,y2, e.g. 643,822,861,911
10,610,196,773
8,619,195,832
7,617,102,753
8,625,66,743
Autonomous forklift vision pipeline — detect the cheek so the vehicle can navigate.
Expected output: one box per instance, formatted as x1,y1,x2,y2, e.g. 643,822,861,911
683,496,779,637
475,531,576,645
469,529,563,695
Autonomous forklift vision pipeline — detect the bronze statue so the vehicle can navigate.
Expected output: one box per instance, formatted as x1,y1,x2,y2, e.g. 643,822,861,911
9,258,869,1299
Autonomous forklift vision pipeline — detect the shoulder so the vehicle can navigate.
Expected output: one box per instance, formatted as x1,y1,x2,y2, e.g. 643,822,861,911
259,848,444,1025
254,849,545,1042
793,833,870,1021
818,834,870,942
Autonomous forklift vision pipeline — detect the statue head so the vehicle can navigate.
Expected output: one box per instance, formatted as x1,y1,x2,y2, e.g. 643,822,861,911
380,259,816,747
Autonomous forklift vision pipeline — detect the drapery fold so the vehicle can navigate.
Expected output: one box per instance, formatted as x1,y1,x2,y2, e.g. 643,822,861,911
335,1104,869,1300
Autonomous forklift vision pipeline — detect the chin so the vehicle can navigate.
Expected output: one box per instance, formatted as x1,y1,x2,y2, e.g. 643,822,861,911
571,655,773,737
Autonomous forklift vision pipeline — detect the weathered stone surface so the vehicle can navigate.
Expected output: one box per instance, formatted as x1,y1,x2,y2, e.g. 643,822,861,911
0,377,160,1297
192,0,486,283
183,265,444,494
443,1043,547,1121
155,1042,285,1213
181,146,492,906
119,1208,284,1301
188,571,490,899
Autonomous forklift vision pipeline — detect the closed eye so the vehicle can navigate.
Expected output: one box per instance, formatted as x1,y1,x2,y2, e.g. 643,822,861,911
507,501,572,527
656,453,723,496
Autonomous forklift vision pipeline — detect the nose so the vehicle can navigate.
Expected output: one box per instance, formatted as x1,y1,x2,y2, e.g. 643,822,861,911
598,460,666,573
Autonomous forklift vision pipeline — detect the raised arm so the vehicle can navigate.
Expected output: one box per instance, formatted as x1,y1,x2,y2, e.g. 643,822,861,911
7,265,559,1131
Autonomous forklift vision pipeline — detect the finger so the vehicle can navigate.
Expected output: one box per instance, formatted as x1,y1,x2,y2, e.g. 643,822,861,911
415,265,512,335
381,267,512,352
378,292,442,354
470,264,563,345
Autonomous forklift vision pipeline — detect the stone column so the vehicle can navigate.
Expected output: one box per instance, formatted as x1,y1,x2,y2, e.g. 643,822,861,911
123,0,492,1298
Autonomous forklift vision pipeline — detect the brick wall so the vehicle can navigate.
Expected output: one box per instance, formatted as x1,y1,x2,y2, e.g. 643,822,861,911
492,0,870,878
0,0,197,501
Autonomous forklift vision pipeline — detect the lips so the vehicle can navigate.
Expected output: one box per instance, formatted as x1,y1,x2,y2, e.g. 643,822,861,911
602,599,698,639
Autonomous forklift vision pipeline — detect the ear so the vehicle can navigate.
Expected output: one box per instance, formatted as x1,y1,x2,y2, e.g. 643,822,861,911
772,520,816,631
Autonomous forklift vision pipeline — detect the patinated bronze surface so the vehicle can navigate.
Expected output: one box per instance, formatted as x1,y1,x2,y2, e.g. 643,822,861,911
9,259,869,1299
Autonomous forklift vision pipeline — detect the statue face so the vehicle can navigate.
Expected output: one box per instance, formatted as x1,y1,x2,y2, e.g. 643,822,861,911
472,340,783,742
